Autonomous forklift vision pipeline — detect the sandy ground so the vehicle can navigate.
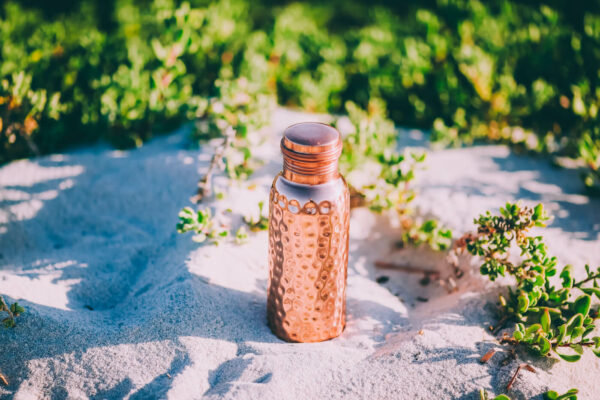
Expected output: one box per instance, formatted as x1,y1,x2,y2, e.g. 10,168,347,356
0,108,599,400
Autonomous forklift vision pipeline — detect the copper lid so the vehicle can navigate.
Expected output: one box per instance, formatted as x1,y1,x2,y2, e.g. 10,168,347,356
281,123,342,184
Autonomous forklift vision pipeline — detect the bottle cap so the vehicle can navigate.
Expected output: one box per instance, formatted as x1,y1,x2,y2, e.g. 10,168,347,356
281,123,342,183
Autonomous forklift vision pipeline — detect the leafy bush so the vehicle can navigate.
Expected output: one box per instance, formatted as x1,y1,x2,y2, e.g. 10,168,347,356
0,2,105,162
0,295,24,328
1,0,599,191
272,3,346,112
457,203,600,361
337,99,452,250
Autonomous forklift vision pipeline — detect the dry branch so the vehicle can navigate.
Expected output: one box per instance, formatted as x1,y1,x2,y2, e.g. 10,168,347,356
506,363,536,391
195,126,235,203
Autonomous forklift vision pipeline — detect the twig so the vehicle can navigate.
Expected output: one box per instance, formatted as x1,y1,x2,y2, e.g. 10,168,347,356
556,341,595,347
0,295,15,326
506,363,536,391
480,349,497,363
0,370,8,386
374,261,440,278
374,261,465,293
195,126,235,202
490,315,509,335
499,333,518,346
438,276,458,293
574,272,600,288
446,237,471,280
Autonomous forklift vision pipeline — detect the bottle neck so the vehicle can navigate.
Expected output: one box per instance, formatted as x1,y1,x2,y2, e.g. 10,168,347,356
281,139,341,185
282,163,340,185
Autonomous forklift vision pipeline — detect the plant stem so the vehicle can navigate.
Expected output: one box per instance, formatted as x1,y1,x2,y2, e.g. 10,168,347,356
0,295,15,326
491,314,509,335
573,272,600,288
374,261,440,278
195,126,235,202
0,370,8,386
555,341,596,347
506,363,536,391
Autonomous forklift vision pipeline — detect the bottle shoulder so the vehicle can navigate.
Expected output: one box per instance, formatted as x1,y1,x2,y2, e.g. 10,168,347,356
271,172,348,206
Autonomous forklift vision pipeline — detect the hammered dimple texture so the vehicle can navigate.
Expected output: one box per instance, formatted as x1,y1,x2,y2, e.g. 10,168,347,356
267,183,349,342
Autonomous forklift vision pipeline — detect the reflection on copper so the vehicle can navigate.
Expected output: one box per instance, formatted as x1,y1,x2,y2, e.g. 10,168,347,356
267,122,350,343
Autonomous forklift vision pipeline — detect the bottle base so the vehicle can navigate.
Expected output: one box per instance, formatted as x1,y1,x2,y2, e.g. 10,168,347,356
267,315,346,343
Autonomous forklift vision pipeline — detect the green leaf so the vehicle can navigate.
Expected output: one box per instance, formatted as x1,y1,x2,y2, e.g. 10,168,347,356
581,287,600,299
525,323,542,335
560,266,574,288
544,391,558,400
513,330,523,341
582,324,595,337
538,336,551,355
2,318,15,328
566,314,583,336
421,219,437,232
571,326,585,339
515,323,525,332
570,344,583,355
556,352,581,362
178,207,194,218
547,388,579,400
517,293,530,313
493,395,511,400
533,203,544,221
573,294,591,317
541,308,551,332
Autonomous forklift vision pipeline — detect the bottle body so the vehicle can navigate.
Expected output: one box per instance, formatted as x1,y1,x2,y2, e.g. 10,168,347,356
267,173,350,342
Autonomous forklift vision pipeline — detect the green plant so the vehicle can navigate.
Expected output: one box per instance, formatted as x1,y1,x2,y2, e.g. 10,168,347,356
3,0,600,193
480,389,578,400
0,71,63,161
579,133,600,192
338,99,421,212
194,76,273,184
0,294,24,328
337,99,452,251
243,201,268,232
272,3,346,112
0,1,106,161
176,201,268,245
176,207,228,244
234,226,249,244
458,202,600,362
98,1,207,148
1,294,24,386
192,29,275,199
544,389,579,400
401,218,453,251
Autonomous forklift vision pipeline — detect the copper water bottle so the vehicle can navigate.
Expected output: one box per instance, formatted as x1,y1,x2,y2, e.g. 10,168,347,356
267,122,350,342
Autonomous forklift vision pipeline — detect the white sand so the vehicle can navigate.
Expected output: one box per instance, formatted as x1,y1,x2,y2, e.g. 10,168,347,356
1,108,599,399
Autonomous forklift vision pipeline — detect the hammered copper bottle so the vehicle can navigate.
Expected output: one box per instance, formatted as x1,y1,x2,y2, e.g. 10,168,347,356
267,122,350,343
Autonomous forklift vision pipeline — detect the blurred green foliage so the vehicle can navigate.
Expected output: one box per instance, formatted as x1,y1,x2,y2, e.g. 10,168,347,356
336,98,452,250
1,0,599,190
